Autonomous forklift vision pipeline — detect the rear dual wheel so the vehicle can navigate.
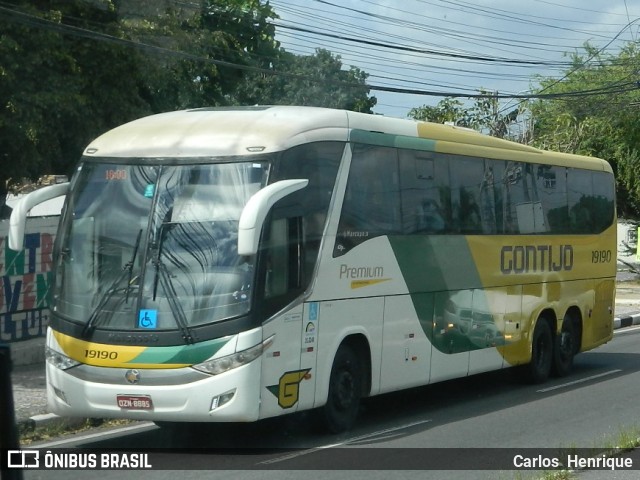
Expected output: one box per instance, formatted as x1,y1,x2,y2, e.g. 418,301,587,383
552,317,576,377
526,316,577,383
526,319,553,384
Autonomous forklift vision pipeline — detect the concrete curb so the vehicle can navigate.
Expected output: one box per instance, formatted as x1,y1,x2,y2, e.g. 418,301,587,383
613,313,640,330
19,413,88,434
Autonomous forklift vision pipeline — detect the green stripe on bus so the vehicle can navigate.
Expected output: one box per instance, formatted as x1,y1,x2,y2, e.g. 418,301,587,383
388,235,489,353
350,129,437,151
388,236,482,292
131,336,232,365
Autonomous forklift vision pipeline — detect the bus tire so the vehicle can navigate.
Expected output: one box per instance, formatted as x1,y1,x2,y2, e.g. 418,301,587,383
552,317,575,377
321,345,362,434
526,318,553,384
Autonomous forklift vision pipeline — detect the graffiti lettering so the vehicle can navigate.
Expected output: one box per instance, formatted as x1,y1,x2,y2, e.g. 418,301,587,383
1,221,58,342
0,273,53,312
0,309,49,342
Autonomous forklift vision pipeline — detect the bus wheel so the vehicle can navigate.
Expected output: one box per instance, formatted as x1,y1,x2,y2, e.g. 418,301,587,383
527,318,553,384
552,317,575,377
321,345,362,434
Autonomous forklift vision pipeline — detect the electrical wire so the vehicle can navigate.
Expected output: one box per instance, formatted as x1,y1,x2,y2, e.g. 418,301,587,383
1,1,639,107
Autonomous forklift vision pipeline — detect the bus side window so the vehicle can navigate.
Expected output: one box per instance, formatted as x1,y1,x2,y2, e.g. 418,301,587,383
334,144,400,256
535,164,567,234
398,150,450,234
263,215,303,302
273,142,342,286
567,168,614,234
591,171,615,232
450,157,483,234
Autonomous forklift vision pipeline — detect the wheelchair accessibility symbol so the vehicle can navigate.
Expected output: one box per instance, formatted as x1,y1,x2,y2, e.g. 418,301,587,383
138,309,158,329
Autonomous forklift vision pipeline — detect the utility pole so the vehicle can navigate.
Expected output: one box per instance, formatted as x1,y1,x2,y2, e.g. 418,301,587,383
493,90,499,137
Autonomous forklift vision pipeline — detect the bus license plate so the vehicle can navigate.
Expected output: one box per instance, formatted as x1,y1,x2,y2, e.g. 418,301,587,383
117,394,153,410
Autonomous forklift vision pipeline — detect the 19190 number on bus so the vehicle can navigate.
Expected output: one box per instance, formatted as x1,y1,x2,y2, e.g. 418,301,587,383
592,250,612,263
85,349,118,360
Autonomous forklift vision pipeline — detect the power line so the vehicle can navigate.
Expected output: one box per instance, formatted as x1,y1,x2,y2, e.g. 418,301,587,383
1,2,638,104
273,0,640,113
275,24,576,67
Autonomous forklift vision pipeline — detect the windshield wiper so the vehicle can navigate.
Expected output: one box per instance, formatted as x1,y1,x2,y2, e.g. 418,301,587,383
155,259,195,345
150,224,195,345
82,229,142,338
125,229,143,303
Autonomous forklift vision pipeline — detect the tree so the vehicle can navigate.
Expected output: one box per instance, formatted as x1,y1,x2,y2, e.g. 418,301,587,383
0,0,281,204
118,0,281,110
0,0,150,202
230,48,376,113
408,90,522,140
408,98,469,125
0,0,375,210
530,42,640,218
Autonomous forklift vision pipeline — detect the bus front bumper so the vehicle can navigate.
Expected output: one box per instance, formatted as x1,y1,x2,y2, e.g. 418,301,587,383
46,360,262,423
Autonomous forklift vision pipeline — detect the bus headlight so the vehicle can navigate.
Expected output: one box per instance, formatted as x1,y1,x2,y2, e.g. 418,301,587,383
192,335,274,376
45,346,81,370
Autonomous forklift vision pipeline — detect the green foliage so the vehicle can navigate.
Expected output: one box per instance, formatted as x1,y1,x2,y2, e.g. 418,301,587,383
1,0,149,194
0,0,376,200
231,48,376,112
122,0,281,110
408,91,522,139
530,42,640,218
409,98,467,125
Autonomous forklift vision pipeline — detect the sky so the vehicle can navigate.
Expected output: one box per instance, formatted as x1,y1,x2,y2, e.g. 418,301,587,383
269,0,640,118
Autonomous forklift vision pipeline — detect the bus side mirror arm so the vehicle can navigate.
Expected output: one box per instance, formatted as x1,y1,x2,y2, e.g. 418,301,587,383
238,179,308,256
8,182,70,251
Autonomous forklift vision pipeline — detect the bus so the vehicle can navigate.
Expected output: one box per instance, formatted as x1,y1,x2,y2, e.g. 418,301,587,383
8,106,616,433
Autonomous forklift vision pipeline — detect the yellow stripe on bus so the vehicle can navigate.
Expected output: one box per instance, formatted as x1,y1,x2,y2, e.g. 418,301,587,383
351,278,391,289
52,330,186,368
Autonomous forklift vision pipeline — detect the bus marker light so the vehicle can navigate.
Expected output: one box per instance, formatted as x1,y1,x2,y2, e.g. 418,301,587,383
52,386,69,405
210,390,236,411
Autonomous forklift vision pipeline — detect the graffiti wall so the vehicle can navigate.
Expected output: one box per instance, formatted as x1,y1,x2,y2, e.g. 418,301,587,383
0,217,59,343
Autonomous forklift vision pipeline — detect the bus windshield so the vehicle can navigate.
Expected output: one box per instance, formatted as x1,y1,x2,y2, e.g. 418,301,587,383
54,160,270,333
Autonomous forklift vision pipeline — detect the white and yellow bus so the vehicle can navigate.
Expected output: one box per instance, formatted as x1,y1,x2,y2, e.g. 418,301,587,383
9,106,616,433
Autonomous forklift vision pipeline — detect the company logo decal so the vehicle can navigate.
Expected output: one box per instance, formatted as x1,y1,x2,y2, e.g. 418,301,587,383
266,369,311,409
500,244,573,274
125,369,141,384
339,264,391,289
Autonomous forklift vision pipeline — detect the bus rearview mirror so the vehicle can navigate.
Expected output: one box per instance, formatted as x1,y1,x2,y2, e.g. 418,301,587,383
237,179,308,256
8,182,70,251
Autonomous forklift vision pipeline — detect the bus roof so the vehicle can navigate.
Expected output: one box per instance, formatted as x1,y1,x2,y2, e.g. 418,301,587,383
83,106,612,173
